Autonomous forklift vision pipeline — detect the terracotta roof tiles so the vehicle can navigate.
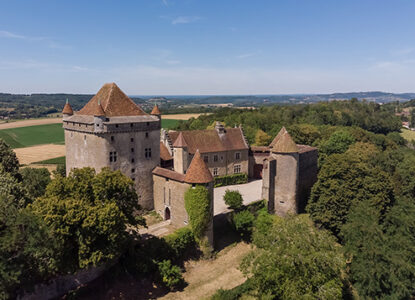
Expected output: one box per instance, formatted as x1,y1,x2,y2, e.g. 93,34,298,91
271,127,299,153
78,83,146,117
62,100,73,115
172,132,188,148
151,104,161,115
160,142,173,161
153,167,185,182
184,150,214,184
169,127,248,154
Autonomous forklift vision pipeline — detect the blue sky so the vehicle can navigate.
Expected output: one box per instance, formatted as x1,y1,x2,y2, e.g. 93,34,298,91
0,0,414,94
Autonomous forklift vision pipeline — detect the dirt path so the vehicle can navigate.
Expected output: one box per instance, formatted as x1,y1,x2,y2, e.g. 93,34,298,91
14,144,65,165
0,118,62,129
161,242,251,300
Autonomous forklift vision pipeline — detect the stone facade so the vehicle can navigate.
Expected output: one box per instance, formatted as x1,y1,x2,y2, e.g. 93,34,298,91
63,83,161,210
260,128,318,216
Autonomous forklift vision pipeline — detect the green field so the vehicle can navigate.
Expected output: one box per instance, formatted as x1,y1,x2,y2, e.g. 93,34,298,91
400,128,415,142
0,119,179,148
33,156,66,165
0,123,65,148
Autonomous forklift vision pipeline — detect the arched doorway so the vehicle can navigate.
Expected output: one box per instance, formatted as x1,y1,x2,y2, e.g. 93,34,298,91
165,207,171,220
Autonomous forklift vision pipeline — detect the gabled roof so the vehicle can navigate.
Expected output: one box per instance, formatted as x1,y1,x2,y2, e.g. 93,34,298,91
62,100,73,115
271,127,298,153
153,167,185,182
151,104,161,115
169,127,248,154
160,142,173,161
172,132,187,148
184,150,214,183
78,83,146,117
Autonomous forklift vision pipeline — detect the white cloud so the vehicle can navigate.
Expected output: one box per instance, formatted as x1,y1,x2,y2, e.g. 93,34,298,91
162,0,168,6
172,16,201,25
166,60,181,65
0,30,26,39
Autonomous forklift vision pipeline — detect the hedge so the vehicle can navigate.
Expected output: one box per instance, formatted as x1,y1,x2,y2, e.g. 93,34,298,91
214,173,248,187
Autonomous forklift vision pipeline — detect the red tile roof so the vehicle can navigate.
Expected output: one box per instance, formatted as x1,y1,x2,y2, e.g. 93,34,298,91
78,83,146,117
184,150,214,183
62,101,73,115
169,127,248,154
153,167,185,182
270,127,298,153
151,104,161,115
160,142,173,161
172,132,187,148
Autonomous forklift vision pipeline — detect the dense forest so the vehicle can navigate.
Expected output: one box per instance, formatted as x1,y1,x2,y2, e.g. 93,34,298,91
1,99,415,299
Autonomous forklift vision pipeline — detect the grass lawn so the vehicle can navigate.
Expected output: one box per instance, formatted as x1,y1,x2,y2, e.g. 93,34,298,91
400,128,415,142
0,123,64,148
33,156,66,165
0,119,179,148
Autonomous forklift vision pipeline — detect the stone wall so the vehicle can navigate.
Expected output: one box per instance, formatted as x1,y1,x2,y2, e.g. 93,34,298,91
65,128,160,210
298,149,318,213
153,175,190,226
272,153,299,217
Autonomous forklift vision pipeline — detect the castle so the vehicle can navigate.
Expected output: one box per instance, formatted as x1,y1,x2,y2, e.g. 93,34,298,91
63,83,318,237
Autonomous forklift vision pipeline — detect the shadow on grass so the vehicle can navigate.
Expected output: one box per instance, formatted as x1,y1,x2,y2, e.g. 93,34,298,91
213,212,241,252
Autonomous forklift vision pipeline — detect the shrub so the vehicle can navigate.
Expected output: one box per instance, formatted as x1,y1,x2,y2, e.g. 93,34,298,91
157,260,184,290
184,185,211,241
211,279,253,300
214,173,248,187
232,210,255,239
224,190,243,210
163,227,196,260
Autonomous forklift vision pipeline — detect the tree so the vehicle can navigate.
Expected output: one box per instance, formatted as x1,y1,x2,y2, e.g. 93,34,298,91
157,259,184,290
0,169,30,208
184,185,211,246
232,210,255,239
307,152,395,237
288,124,321,145
19,167,51,199
30,167,142,270
223,190,243,210
241,215,345,299
0,193,58,299
342,198,415,299
0,139,19,177
254,129,271,146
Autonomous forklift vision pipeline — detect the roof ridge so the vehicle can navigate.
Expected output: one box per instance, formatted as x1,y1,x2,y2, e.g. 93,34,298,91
271,127,298,153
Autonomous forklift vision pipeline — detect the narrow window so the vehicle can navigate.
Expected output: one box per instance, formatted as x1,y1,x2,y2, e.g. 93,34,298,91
131,148,134,153
168,189,171,206
145,148,152,158
145,132,149,138
146,122,150,126
234,164,241,174
204,156,209,163
131,168,135,173
213,155,218,162
131,158,135,163
131,177,135,181
130,123,133,127
130,137,134,142
114,151,117,162
115,124,119,128
84,135,86,140
111,136,114,142
109,152,113,162
235,152,241,160
213,168,218,176
163,187,166,204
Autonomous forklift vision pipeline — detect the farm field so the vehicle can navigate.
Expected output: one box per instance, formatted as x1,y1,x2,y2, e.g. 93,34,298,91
0,113,204,130
0,123,64,148
0,119,180,149
400,128,415,141
14,144,66,165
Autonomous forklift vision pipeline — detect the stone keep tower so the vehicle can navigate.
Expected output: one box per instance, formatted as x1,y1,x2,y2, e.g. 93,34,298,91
62,83,161,210
263,127,300,216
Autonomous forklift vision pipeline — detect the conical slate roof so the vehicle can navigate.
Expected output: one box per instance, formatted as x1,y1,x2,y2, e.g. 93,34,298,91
184,149,213,184
62,99,73,115
78,83,146,117
173,132,187,148
151,104,161,115
271,127,298,153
